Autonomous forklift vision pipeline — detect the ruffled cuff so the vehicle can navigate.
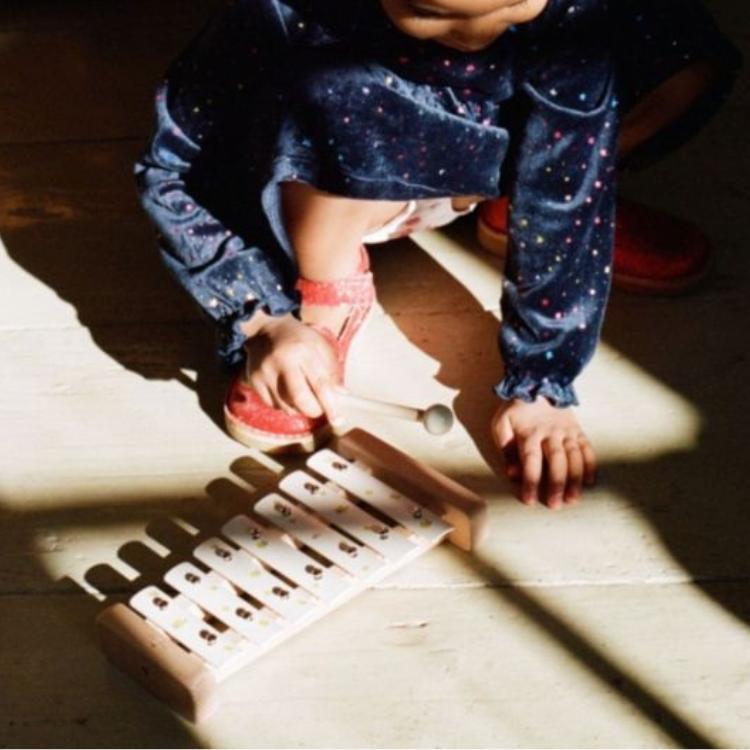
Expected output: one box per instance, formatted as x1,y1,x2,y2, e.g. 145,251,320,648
158,239,299,367
494,372,579,408
217,292,299,369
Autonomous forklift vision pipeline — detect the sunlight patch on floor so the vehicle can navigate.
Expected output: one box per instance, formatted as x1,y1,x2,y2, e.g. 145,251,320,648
581,340,702,461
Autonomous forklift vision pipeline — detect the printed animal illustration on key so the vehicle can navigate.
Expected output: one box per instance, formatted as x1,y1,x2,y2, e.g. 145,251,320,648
96,429,487,722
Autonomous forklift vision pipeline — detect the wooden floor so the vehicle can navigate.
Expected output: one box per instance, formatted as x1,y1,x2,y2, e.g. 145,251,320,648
1,1,749,747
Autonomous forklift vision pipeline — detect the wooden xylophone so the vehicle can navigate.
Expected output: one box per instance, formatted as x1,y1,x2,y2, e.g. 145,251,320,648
96,429,487,722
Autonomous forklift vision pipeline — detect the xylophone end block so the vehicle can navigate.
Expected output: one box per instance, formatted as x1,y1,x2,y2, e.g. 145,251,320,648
96,603,219,723
333,429,488,551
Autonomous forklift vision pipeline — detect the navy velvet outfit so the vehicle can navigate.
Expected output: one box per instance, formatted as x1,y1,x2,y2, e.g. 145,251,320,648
135,0,740,407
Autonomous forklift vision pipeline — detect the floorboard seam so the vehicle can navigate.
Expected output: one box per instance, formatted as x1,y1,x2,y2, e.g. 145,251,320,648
3,575,750,599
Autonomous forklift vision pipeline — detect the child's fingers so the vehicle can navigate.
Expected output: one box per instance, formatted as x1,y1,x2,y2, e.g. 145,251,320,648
493,412,514,449
267,383,298,416
280,368,323,418
502,434,522,480
249,370,292,414
504,447,522,480
249,374,276,411
311,331,341,372
564,437,584,504
491,411,521,479
579,435,598,485
541,436,567,510
257,366,298,415
519,434,543,505
305,368,343,427
303,355,343,424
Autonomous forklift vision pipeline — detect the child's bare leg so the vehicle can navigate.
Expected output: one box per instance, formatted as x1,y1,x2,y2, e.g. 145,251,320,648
282,181,407,280
619,60,717,155
280,181,410,335
281,181,484,282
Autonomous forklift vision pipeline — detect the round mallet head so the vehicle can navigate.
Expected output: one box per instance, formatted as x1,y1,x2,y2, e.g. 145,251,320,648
421,404,454,435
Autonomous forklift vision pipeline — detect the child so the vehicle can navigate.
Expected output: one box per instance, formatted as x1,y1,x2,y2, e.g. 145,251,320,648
135,0,740,509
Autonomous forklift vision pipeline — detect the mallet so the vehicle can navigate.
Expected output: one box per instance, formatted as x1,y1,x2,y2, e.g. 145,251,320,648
336,392,454,435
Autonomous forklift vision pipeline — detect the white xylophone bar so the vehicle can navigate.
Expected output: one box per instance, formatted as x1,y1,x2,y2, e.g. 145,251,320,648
252,492,387,578
306,448,453,545
221,513,353,603
96,428,487,722
164,562,284,646
277,471,420,561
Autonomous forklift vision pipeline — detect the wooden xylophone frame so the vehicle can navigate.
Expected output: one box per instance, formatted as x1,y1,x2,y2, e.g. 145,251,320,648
96,428,487,722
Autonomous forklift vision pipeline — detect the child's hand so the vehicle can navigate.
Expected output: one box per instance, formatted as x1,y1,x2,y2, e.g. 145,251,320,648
491,398,597,509
241,312,342,424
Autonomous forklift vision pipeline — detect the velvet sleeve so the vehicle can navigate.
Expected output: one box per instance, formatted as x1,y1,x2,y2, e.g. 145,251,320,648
134,1,298,365
494,9,619,408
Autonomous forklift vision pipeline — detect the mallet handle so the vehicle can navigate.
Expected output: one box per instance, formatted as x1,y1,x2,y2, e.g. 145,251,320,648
337,392,423,422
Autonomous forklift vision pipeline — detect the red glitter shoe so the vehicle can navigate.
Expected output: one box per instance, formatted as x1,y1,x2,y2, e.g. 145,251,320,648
476,196,713,295
223,246,376,453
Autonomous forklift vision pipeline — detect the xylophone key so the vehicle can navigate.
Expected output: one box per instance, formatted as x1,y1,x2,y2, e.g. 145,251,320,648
278,473,418,561
193,538,319,624
222,515,352,603
130,585,252,669
253,493,385,578
308,450,453,546
164,562,283,646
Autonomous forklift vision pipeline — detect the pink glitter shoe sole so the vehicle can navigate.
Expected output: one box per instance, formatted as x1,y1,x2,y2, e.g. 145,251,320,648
224,381,330,454
224,246,376,453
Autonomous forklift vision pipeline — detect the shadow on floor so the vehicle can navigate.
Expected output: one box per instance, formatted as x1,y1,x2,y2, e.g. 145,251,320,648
0,141,230,432
0,0,230,433
0,453,725,748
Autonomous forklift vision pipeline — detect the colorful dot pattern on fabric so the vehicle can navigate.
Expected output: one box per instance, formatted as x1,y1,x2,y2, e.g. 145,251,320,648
135,0,740,405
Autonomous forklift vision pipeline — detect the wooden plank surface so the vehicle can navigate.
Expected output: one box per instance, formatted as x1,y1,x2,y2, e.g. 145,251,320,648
2,584,750,748
1,0,749,746
0,140,198,330
0,1,220,144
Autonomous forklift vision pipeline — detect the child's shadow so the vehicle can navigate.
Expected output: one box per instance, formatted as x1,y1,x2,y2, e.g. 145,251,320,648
373,216,750,634
1,139,227,429
370,227,506,488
